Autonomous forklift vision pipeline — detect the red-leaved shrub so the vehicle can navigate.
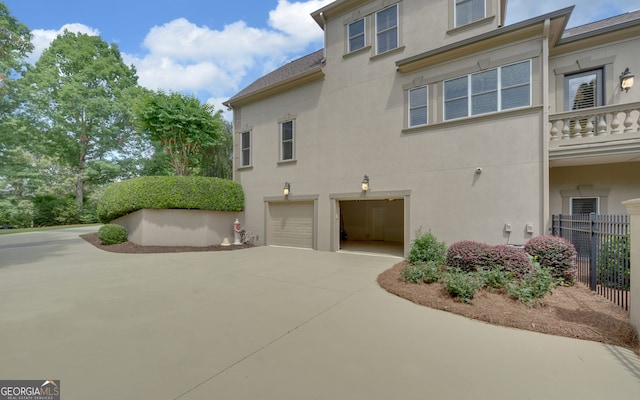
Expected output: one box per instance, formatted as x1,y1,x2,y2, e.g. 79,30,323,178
524,236,577,285
482,245,532,278
446,241,491,272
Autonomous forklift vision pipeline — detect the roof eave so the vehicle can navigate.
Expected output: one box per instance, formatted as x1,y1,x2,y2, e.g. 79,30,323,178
396,6,574,74
225,66,325,108
558,18,640,46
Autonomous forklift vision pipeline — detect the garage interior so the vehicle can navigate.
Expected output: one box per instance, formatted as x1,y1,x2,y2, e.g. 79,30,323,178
339,199,404,257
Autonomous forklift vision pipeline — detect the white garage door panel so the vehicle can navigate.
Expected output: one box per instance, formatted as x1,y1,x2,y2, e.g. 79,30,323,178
269,202,314,248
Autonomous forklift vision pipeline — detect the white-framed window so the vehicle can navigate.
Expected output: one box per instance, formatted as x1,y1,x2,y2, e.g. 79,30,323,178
570,197,599,214
348,18,366,53
376,4,398,54
240,131,251,167
409,86,428,127
455,0,485,27
444,60,531,121
280,120,295,161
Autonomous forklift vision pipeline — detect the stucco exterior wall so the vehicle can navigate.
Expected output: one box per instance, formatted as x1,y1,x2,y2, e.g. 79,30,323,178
549,36,640,114
549,162,640,215
114,209,241,247
232,2,547,252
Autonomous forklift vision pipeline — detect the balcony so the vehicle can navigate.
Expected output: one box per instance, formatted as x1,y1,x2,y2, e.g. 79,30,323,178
549,102,640,167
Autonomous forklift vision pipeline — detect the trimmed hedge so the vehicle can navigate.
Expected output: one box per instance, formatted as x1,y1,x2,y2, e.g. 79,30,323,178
97,176,245,223
446,241,531,277
445,241,490,272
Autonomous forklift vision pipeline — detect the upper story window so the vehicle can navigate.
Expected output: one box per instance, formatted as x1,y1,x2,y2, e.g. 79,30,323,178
240,131,251,167
348,18,366,52
376,4,398,54
409,86,428,127
280,120,295,161
455,0,485,27
564,69,603,111
444,60,531,121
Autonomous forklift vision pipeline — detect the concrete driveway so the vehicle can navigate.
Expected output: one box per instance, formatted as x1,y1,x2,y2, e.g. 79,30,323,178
1,227,639,399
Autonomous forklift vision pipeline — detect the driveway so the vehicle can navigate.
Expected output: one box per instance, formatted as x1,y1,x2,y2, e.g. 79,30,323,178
1,227,639,399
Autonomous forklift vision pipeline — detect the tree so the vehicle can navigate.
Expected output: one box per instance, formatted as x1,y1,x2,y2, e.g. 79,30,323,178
199,118,233,179
134,91,222,176
18,31,141,206
0,2,33,112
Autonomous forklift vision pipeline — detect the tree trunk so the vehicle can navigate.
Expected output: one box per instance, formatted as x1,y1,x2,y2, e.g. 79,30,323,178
76,174,84,207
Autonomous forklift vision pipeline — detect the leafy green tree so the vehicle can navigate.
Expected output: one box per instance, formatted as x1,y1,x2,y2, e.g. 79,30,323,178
18,31,141,206
0,2,33,115
199,118,233,179
134,91,222,176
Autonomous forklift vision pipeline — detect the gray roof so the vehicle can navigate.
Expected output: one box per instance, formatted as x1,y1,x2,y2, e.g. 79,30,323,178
225,49,324,106
562,9,640,40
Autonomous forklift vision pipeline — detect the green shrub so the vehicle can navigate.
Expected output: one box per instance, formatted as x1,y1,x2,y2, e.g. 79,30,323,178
408,229,447,266
400,262,444,284
400,264,428,283
444,269,482,303
32,195,78,226
98,224,128,245
506,264,555,307
524,236,577,286
97,176,245,222
477,266,514,292
597,235,630,290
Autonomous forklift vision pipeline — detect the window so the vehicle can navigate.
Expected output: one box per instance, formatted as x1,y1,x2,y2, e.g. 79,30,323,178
240,131,251,167
571,197,599,214
455,0,485,27
444,60,531,121
348,18,366,52
376,4,398,54
564,69,603,111
280,120,294,161
409,86,428,127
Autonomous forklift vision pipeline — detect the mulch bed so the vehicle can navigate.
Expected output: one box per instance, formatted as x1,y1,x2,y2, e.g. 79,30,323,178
81,232,253,254
378,261,639,355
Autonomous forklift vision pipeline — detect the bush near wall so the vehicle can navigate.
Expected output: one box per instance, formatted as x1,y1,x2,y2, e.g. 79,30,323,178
97,176,245,223
98,223,128,245
524,236,577,285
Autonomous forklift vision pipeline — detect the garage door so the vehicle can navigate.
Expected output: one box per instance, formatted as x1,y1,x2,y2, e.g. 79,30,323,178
268,201,314,249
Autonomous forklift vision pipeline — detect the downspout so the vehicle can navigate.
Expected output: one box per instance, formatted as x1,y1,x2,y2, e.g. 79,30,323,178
319,12,327,61
541,18,551,235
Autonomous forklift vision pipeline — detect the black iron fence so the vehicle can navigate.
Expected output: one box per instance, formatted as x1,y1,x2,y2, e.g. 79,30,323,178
552,214,631,311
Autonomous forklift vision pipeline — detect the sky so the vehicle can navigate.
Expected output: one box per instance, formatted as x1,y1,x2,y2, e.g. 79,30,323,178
4,0,635,120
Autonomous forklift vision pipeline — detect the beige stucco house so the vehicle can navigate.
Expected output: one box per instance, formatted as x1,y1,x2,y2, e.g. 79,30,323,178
225,0,640,256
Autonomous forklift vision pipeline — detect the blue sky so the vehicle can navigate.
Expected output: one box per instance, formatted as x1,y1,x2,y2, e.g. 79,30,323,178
5,0,634,119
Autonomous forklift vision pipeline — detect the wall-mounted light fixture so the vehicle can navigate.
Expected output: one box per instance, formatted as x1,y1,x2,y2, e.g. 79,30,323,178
283,182,290,197
620,67,634,92
361,175,369,192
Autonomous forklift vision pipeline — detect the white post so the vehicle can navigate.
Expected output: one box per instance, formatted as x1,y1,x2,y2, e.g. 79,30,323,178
623,198,640,334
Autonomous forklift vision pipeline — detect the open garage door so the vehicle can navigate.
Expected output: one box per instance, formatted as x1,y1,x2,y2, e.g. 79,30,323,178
268,201,314,249
339,199,404,257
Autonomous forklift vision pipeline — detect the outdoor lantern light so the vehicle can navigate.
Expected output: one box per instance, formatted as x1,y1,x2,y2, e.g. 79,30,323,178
620,67,634,92
283,182,290,197
361,175,369,192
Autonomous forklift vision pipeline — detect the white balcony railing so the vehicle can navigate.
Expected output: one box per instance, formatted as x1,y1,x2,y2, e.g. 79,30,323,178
549,102,640,145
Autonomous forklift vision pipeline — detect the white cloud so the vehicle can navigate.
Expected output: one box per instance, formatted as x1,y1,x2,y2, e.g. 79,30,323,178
268,0,332,41
506,0,630,28
28,23,100,64
129,0,333,106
